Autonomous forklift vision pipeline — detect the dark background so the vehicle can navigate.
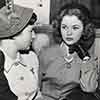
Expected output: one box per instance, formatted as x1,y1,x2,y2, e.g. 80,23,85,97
50,0,100,28
0,0,100,28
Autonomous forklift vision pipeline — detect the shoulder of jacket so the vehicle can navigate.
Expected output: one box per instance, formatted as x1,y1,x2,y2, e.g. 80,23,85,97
0,50,5,66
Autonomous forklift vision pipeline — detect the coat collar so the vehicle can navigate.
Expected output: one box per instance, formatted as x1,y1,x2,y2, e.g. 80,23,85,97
0,47,25,73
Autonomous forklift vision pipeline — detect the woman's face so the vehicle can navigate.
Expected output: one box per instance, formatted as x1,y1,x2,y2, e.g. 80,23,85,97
14,25,33,50
61,15,83,45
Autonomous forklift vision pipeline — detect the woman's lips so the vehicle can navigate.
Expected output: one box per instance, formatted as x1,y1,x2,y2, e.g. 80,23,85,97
66,37,73,41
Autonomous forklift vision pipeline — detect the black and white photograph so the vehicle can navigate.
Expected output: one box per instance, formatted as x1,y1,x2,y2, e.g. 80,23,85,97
0,0,100,100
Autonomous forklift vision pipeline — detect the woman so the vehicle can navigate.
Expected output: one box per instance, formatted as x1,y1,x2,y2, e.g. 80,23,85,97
0,1,41,100
38,3,99,100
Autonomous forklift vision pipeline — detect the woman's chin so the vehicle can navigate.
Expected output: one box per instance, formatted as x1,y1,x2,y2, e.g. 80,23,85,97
65,42,74,46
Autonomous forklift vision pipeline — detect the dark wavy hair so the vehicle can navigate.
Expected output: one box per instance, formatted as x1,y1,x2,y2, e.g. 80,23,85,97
52,3,95,50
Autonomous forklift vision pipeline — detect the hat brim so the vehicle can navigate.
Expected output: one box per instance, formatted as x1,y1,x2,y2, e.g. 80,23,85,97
0,4,33,39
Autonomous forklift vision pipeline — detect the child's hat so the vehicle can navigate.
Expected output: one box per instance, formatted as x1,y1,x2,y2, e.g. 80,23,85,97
0,0,33,39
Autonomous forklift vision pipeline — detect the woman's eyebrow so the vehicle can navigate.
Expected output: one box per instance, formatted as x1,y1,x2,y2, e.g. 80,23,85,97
61,24,67,26
61,24,68,27
72,24,81,27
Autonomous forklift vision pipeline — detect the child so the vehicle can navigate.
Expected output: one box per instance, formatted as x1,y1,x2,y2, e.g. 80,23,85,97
38,3,99,100
0,1,40,100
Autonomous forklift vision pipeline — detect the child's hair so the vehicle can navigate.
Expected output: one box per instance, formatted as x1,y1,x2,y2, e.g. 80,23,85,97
52,3,95,50
0,0,5,9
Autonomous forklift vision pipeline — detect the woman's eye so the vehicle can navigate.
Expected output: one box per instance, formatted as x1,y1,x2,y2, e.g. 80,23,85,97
73,26,79,30
62,26,66,29
62,25,68,30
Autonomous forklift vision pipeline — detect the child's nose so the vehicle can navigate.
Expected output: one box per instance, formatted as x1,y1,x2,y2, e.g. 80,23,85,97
67,29,72,36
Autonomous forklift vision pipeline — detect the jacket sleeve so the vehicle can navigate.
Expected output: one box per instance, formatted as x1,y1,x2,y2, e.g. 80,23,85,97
80,56,99,92
0,50,5,71
0,50,17,100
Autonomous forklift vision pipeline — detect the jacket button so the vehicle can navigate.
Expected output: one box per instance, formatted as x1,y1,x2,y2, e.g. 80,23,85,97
25,92,29,96
20,76,24,80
